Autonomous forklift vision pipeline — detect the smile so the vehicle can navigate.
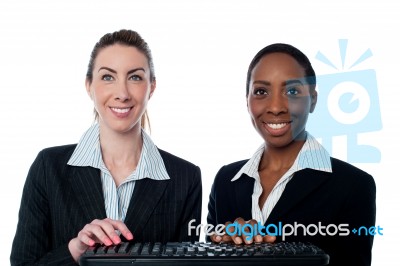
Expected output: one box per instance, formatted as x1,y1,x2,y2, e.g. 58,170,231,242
266,122,291,129
261,121,292,137
110,107,132,114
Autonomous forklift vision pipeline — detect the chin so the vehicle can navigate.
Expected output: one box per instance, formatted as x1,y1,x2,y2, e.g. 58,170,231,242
259,131,293,147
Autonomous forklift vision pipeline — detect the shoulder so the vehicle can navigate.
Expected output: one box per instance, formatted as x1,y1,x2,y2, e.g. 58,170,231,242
330,157,375,191
330,157,373,179
157,148,200,175
37,144,77,165
25,144,78,185
40,144,77,157
158,148,197,168
214,159,249,184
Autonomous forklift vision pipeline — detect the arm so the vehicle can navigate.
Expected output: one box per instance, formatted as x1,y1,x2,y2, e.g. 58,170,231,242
206,165,223,242
177,166,202,242
207,176,217,228
10,151,77,266
331,173,376,266
10,151,134,265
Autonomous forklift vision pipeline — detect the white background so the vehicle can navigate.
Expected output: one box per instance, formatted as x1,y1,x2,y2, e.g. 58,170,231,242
0,0,399,265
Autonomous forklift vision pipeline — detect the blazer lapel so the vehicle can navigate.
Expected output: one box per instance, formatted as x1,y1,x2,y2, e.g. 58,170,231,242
68,166,107,221
124,178,169,234
267,169,330,222
233,174,254,220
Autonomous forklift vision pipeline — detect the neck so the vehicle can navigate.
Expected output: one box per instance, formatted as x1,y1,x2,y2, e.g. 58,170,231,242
260,138,306,172
99,124,143,168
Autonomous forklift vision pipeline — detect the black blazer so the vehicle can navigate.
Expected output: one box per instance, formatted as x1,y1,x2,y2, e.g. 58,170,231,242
207,158,376,266
11,144,202,265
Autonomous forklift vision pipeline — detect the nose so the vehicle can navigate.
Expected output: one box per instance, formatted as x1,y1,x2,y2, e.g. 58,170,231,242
267,93,288,115
114,81,131,102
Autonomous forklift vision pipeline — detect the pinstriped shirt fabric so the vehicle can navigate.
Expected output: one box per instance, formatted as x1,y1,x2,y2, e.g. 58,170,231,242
67,123,170,221
11,129,202,265
230,133,332,224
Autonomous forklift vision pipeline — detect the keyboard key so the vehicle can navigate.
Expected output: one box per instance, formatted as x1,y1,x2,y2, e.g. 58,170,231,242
118,242,131,254
85,245,98,255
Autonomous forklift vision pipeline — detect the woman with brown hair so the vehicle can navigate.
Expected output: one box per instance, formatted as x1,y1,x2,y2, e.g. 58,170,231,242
11,29,202,265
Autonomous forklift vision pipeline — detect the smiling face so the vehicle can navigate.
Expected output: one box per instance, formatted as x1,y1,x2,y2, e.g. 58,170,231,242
247,52,317,149
86,44,155,135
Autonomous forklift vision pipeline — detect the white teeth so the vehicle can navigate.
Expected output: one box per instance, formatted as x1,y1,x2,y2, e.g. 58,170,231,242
111,107,130,113
267,123,288,129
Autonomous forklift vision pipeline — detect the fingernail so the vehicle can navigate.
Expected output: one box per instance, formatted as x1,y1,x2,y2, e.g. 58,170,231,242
105,239,112,246
216,235,222,241
255,235,262,242
113,235,120,243
88,240,95,246
127,233,134,240
235,237,242,244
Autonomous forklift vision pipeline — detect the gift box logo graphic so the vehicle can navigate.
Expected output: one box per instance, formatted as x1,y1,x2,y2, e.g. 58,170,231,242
307,39,382,163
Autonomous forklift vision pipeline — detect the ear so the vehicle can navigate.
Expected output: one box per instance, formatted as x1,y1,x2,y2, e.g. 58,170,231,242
85,79,93,100
310,89,318,113
149,80,156,99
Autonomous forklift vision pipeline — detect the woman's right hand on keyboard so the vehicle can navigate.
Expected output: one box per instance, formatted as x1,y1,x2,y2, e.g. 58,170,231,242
68,218,134,262
210,217,276,245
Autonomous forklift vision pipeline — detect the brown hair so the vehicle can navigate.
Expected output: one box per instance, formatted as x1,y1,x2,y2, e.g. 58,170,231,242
86,29,155,130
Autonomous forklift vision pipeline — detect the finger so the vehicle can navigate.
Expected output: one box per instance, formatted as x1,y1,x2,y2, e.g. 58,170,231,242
224,221,234,235
249,219,265,243
224,220,242,245
77,230,96,247
234,218,249,244
210,233,222,243
234,218,253,244
263,235,276,243
104,218,134,241
86,220,115,245
68,237,91,263
247,219,258,227
250,219,268,243
221,234,233,242
239,219,258,244
232,235,243,244
234,217,246,225
254,234,263,243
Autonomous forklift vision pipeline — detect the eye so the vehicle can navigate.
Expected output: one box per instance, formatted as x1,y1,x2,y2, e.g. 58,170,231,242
102,74,114,81
129,75,142,81
286,86,299,96
254,88,268,95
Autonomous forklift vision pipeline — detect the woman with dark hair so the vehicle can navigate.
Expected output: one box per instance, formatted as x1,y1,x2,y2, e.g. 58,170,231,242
11,29,202,265
207,43,376,266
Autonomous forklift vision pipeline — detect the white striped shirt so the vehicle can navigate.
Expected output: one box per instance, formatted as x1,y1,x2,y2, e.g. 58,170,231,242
67,123,170,221
231,133,332,224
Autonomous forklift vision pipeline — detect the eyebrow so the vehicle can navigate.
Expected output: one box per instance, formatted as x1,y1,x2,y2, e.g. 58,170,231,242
252,79,304,87
252,80,271,86
285,79,305,86
98,67,146,74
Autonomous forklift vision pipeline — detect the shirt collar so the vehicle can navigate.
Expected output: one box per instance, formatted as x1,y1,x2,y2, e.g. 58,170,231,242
67,123,170,181
231,133,332,182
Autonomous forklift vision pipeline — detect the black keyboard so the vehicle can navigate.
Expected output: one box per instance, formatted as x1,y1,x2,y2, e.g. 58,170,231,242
79,241,329,266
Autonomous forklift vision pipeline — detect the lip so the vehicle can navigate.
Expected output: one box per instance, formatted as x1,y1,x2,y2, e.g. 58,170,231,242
262,121,292,136
109,106,133,118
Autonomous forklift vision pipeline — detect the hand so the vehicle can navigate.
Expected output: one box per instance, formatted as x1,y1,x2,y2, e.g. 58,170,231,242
68,218,134,262
210,217,276,245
